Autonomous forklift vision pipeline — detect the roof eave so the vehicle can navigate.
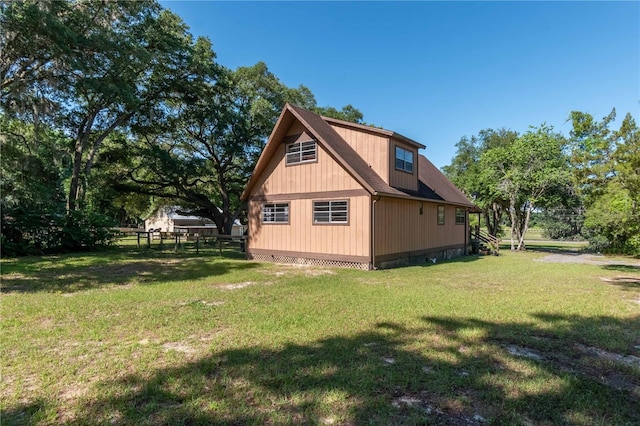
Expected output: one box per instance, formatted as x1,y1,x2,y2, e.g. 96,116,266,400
240,105,295,201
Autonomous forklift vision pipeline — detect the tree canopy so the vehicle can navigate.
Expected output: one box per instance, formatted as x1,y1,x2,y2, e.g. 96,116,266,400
1,0,365,254
445,110,639,256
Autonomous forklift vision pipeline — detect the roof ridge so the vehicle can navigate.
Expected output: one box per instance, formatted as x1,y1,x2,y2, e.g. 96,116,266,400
320,114,425,149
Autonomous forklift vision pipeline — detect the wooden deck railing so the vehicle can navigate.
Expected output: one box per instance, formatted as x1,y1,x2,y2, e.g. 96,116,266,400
471,228,500,255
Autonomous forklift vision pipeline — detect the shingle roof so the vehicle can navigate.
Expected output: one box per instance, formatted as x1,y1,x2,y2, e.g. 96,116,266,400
416,155,476,207
241,104,476,209
321,116,425,149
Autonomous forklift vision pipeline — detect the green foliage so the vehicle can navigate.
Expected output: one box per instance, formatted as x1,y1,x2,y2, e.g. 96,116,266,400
568,110,640,256
443,128,518,237
540,206,584,240
1,203,118,256
583,179,639,255
495,125,570,250
447,110,638,255
1,0,209,217
313,104,364,123
1,117,118,256
112,60,365,234
2,0,366,241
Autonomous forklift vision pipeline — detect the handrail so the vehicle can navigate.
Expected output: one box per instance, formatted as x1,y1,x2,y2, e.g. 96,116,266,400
472,228,500,254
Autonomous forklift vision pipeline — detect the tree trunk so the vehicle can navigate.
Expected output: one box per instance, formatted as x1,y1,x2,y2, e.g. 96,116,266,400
509,194,517,251
516,203,533,251
483,202,502,237
67,112,96,212
84,112,133,179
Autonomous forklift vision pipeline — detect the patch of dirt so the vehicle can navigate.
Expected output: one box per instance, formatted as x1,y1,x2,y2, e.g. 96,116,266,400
219,281,256,290
506,345,543,360
179,299,225,307
268,264,337,277
600,276,640,284
382,357,396,366
60,384,87,401
500,341,640,397
162,341,195,354
575,344,640,369
392,395,433,413
304,269,336,276
391,391,487,424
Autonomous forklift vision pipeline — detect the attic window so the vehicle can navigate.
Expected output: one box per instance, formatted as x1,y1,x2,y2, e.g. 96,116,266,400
395,146,414,173
286,140,317,165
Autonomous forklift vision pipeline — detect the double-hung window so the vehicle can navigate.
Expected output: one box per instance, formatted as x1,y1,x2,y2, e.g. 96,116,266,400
313,200,348,224
437,205,445,225
395,146,414,173
262,203,289,223
455,208,466,225
286,140,317,165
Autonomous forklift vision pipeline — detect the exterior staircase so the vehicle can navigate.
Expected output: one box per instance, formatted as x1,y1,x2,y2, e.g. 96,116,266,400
471,228,500,255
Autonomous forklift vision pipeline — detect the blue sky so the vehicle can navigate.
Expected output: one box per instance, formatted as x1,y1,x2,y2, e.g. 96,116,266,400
160,1,639,169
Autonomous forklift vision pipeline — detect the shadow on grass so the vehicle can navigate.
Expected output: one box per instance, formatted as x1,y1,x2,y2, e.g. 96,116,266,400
597,269,640,291
1,247,258,293
409,253,483,270
500,242,587,254
1,400,49,425
603,264,640,272
11,314,634,425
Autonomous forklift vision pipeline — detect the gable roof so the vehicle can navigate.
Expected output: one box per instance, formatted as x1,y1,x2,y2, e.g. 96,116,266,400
241,104,476,209
241,103,406,200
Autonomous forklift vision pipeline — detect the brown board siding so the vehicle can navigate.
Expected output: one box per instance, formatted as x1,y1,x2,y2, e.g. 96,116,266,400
251,143,363,197
388,139,418,191
251,189,369,202
248,195,371,257
329,124,390,183
374,197,466,256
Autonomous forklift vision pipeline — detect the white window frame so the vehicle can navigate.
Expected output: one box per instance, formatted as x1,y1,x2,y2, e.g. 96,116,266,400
286,140,317,165
395,146,414,173
313,200,349,224
455,208,466,225
437,205,445,225
262,203,289,223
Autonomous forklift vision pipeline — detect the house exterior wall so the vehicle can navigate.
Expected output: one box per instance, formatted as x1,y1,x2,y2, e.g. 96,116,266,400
374,197,467,266
329,124,390,183
388,138,419,192
247,132,371,266
247,195,370,263
145,212,173,232
145,209,221,233
251,137,363,197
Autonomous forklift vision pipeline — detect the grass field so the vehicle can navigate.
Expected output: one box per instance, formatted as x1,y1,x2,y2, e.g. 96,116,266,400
2,245,639,425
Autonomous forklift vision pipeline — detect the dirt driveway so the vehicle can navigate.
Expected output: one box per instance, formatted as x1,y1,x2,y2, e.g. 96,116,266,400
534,252,640,268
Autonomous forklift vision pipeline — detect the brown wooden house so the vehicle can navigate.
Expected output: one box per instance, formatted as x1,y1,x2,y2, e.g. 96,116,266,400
241,104,476,269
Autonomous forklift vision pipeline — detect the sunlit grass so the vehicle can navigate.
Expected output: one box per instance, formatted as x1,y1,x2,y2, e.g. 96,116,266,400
2,247,639,424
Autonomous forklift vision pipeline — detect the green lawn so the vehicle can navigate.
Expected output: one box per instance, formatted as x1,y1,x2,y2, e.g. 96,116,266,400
2,246,639,425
